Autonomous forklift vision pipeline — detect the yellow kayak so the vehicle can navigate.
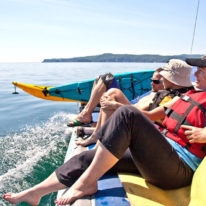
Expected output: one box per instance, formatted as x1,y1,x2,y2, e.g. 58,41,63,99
12,82,80,102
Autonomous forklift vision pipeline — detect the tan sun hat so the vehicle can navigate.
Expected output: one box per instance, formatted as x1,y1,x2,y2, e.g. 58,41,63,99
160,59,192,87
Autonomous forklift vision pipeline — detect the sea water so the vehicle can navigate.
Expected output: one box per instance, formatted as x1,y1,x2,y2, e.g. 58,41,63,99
0,62,164,206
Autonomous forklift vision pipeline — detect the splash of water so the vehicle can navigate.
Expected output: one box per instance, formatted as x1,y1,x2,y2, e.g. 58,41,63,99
0,112,76,205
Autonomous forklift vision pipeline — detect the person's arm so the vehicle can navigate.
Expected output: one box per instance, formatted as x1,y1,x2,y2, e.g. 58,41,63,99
141,96,180,121
135,102,150,111
133,92,156,111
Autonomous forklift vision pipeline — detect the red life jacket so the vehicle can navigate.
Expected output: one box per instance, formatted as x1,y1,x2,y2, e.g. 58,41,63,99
162,90,206,159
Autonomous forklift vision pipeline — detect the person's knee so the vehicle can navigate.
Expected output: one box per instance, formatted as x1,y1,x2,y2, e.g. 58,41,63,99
106,88,120,95
95,78,104,87
98,79,107,91
106,88,123,98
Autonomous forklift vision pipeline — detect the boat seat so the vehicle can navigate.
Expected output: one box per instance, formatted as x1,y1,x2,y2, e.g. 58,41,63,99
118,156,206,206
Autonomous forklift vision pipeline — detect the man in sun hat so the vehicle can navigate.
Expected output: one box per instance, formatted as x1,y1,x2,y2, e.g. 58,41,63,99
143,59,194,127
159,59,193,89
147,59,194,112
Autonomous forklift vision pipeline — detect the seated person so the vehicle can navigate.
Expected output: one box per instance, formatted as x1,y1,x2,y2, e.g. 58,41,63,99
130,67,164,108
67,72,119,126
76,59,193,146
3,56,206,206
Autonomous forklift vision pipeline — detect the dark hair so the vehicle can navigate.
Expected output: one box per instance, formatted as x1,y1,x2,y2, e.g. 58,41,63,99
155,67,163,72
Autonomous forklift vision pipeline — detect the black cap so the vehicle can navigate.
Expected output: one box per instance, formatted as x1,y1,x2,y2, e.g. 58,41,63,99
186,56,206,67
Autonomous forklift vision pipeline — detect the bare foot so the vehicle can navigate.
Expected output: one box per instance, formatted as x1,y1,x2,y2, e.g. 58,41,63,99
55,180,97,205
2,189,41,205
76,134,98,146
68,110,92,126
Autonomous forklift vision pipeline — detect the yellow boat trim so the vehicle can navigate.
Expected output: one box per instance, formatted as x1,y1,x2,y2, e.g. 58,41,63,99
118,173,190,206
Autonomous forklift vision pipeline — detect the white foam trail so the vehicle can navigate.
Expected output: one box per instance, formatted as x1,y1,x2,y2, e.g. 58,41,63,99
0,112,77,198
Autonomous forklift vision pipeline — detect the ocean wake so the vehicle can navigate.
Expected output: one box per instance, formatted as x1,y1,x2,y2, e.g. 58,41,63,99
0,112,76,205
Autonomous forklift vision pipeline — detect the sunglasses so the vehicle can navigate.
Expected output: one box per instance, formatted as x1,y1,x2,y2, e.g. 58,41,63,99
151,79,163,84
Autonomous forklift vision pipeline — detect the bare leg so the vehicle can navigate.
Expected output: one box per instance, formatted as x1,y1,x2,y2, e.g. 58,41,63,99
100,108,115,126
3,172,66,205
55,143,118,205
90,108,116,149
76,89,130,146
68,79,107,125
92,109,116,149
81,79,107,115
100,88,130,127
76,109,103,146
107,88,130,105
76,106,115,146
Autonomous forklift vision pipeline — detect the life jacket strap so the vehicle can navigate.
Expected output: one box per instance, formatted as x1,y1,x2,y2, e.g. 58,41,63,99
174,104,194,134
184,142,191,150
165,95,206,134
181,95,206,115
165,108,173,117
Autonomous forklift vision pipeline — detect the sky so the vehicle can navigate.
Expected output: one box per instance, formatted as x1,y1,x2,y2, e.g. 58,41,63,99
0,0,205,62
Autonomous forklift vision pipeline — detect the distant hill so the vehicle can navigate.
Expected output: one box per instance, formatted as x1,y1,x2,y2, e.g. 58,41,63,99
42,53,202,63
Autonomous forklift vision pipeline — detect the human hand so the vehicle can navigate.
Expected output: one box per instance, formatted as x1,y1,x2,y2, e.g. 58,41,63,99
101,93,110,101
100,94,117,109
181,125,206,143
